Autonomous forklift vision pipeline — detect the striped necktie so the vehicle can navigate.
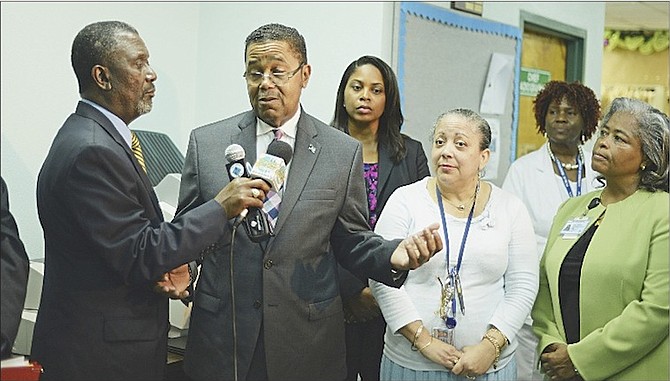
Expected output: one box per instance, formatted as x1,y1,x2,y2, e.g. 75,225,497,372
130,131,147,174
263,129,283,229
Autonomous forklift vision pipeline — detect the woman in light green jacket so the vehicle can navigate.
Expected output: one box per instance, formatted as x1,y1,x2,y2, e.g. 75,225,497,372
532,97,669,380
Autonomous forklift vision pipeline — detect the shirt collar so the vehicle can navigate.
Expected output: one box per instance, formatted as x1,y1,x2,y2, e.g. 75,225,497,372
255,105,300,140
80,98,132,148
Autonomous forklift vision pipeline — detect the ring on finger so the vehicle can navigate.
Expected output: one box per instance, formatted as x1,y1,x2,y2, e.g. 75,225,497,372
251,188,260,198
466,376,476,380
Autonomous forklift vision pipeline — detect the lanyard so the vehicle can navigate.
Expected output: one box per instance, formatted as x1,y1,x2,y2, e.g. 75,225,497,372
548,145,583,197
436,183,476,324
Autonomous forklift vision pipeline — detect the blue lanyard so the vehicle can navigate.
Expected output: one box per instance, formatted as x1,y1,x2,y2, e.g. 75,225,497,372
436,184,476,320
551,151,583,197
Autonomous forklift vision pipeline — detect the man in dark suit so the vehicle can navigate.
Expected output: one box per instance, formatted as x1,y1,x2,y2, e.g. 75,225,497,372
1,176,30,359
31,21,270,381
176,23,442,381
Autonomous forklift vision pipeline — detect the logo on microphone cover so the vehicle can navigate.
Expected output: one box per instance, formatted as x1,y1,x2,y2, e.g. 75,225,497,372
229,163,246,179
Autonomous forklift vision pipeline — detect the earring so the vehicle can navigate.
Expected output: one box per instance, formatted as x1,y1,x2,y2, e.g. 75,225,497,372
641,164,647,171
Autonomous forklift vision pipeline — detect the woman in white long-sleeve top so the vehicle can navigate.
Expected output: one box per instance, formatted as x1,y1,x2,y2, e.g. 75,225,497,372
370,109,539,381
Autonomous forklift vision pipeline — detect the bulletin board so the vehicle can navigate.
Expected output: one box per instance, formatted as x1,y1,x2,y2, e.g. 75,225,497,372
397,2,521,184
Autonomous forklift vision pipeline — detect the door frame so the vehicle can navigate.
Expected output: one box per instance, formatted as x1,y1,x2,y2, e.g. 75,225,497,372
520,10,586,82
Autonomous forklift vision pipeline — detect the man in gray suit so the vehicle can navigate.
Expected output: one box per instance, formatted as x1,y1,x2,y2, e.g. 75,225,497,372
176,23,442,381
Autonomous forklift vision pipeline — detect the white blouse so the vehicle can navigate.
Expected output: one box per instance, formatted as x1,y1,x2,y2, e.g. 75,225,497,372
370,178,538,372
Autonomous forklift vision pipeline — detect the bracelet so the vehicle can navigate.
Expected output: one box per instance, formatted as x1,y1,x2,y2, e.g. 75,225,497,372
418,337,433,353
483,333,501,369
488,326,508,346
410,325,424,351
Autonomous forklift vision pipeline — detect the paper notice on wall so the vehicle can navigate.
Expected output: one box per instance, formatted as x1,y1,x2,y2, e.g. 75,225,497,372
482,118,500,180
480,53,515,115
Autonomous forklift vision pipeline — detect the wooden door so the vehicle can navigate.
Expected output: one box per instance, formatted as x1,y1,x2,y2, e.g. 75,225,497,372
517,30,567,157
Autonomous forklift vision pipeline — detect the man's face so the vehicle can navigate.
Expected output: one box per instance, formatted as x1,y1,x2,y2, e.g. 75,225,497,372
106,32,157,124
244,40,310,127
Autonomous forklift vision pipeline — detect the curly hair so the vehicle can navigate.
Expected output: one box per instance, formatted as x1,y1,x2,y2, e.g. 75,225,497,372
330,55,406,163
533,80,601,143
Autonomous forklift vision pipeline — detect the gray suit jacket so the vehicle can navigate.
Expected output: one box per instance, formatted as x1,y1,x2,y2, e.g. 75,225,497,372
177,109,403,381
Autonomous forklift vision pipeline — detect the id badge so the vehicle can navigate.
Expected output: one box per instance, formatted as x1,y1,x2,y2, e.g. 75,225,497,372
433,326,454,345
559,217,590,239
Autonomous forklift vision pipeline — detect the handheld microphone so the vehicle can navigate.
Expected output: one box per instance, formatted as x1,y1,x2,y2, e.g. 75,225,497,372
243,140,293,242
225,144,251,228
225,144,250,180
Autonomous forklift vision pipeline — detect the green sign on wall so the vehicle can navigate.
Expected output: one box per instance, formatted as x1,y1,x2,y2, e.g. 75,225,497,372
520,67,551,97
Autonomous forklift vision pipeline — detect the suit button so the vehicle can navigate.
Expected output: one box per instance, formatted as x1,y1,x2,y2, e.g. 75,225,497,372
264,259,274,269
253,300,262,309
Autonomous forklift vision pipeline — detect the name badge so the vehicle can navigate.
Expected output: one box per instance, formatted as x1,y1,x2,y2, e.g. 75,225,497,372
559,217,590,239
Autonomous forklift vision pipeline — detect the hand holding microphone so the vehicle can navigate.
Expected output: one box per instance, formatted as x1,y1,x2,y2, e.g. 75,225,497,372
214,144,269,220
220,142,293,242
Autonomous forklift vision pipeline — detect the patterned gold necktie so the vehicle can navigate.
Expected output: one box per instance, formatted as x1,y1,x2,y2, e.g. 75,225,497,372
130,131,147,174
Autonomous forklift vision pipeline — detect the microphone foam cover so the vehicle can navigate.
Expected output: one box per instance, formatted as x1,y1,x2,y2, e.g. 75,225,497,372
225,144,245,162
267,140,293,165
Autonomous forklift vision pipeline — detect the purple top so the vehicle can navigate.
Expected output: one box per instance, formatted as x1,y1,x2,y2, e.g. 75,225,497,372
363,162,379,228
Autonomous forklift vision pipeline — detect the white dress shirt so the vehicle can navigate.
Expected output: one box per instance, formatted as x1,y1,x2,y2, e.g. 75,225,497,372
80,98,132,148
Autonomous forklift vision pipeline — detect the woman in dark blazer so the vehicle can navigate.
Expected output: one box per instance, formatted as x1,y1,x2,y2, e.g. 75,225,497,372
331,55,430,381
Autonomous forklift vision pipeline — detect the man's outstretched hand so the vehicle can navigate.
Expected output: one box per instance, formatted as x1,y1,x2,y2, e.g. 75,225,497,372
391,223,443,270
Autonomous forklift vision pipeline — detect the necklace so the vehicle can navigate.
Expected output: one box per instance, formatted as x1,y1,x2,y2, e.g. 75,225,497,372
547,144,584,171
438,181,480,212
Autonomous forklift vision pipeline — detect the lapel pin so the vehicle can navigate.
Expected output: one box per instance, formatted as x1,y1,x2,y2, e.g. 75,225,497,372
308,144,316,153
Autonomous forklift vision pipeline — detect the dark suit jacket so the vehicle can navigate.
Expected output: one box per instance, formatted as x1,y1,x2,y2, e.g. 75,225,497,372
31,101,228,381
338,136,430,299
1,177,30,359
177,109,404,381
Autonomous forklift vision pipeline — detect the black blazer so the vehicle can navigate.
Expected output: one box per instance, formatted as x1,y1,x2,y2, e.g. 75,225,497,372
31,101,228,380
338,135,430,298
1,177,30,359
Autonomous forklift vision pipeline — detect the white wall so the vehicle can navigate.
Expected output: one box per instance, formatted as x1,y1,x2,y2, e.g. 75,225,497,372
1,2,389,259
1,2,604,260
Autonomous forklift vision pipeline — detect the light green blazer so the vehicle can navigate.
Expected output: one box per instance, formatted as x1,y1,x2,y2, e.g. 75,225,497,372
532,189,669,380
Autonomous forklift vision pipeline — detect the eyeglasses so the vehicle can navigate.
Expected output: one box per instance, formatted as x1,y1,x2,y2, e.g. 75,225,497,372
243,63,304,86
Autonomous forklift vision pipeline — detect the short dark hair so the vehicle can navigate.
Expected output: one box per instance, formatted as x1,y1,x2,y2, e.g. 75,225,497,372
533,80,601,143
244,23,307,64
431,108,491,151
71,21,138,93
330,55,406,163
599,97,669,192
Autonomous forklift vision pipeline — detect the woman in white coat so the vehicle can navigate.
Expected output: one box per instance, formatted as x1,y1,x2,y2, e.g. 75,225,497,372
502,80,602,381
